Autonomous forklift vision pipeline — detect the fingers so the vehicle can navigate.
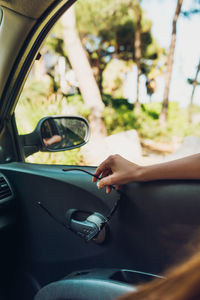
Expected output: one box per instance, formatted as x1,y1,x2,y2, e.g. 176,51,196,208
93,155,116,182
97,174,115,189
101,169,112,181
92,168,113,194
93,155,121,193
115,184,120,191
93,165,109,182
106,185,112,194
93,164,108,182
102,170,112,194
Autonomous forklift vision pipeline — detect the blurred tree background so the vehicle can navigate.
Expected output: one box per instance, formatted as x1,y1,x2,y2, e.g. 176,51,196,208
15,0,200,165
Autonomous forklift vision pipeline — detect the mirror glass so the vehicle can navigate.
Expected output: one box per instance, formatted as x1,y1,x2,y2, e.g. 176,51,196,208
40,117,89,151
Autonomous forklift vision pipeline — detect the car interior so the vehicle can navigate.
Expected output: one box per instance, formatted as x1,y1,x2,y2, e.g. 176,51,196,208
0,0,200,299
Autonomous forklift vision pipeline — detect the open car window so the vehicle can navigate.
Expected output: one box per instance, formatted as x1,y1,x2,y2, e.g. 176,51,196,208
15,1,200,167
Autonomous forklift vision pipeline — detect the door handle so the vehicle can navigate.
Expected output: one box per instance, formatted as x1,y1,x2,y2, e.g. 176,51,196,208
65,209,107,242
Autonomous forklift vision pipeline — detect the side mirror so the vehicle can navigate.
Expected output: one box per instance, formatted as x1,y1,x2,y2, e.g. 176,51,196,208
20,116,90,157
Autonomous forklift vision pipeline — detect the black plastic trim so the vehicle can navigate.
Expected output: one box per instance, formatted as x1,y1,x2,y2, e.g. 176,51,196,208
0,7,3,25
0,172,14,206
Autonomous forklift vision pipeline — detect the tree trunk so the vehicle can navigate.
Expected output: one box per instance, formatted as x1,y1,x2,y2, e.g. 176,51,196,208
134,2,142,112
188,59,200,123
160,0,184,126
98,66,104,95
61,6,106,137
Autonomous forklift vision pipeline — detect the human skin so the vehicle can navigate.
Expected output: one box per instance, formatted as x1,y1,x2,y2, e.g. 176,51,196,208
93,153,200,194
43,135,62,147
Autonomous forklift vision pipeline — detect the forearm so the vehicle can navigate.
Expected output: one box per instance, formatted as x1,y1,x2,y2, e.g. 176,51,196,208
138,153,200,181
94,154,200,191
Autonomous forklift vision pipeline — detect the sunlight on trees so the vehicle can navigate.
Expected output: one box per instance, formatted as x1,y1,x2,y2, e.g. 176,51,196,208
15,0,200,165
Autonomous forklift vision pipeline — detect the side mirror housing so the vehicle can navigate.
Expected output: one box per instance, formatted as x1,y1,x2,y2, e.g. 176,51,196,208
20,116,90,157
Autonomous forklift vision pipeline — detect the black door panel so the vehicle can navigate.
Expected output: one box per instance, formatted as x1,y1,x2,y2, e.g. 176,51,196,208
1,162,200,287
0,163,123,285
124,181,200,225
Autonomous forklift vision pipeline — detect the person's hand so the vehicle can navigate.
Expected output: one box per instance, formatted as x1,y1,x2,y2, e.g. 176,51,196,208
93,154,143,194
43,135,62,147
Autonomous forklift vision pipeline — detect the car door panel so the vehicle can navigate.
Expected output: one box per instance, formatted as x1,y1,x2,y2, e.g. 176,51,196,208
1,162,200,288
0,163,123,285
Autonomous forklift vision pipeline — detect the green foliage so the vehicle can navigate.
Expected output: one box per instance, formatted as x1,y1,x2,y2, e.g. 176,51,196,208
102,59,130,98
187,78,200,85
16,76,200,165
103,106,138,134
75,0,131,37
102,98,200,142
44,22,67,57
76,0,155,58
26,148,83,165
115,21,135,60
75,0,163,91
102,94,136,134
102,95,138,135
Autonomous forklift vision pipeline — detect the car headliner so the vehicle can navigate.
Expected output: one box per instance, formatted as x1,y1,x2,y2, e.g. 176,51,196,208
0,0,58,19
0,0,73,105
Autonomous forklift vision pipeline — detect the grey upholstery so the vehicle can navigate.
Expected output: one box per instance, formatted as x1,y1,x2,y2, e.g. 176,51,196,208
0,7,35,98
34,278,135,300
0,0,57,18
